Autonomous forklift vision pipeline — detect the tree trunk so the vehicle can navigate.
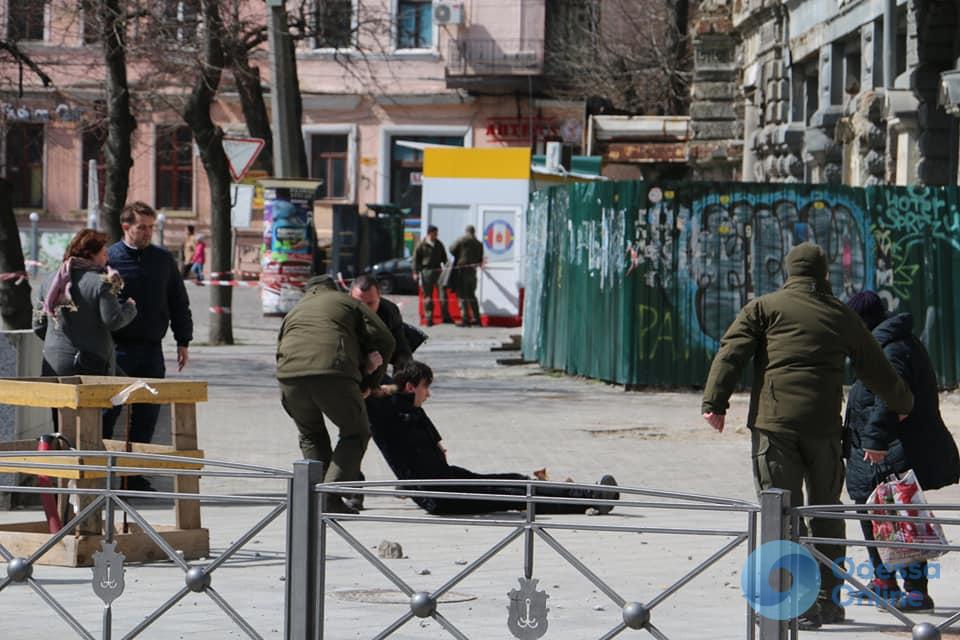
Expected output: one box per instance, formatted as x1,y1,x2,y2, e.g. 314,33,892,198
97,0,136,242
285,33,309,177
183,0,233,345
0,179,33,330
231,50,274,172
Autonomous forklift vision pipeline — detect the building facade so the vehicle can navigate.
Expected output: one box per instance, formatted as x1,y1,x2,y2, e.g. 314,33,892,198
688,0,960,185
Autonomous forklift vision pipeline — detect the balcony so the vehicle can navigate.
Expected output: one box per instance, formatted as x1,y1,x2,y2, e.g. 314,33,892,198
445,38,544,91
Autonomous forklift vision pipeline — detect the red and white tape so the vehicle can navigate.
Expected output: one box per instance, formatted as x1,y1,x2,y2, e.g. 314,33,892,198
195,279,261,287
208,306,232,314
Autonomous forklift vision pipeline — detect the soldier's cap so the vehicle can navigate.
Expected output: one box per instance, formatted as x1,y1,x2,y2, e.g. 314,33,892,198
305,274,337,291
786,242,827,279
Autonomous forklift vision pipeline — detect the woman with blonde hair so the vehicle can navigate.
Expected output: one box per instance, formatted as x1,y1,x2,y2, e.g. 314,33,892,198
34,228,137,375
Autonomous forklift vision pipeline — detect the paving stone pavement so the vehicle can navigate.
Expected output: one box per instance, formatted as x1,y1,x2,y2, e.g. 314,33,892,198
2,286,960,638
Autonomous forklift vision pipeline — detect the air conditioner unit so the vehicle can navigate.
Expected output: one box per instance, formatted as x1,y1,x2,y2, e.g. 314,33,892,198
433,1,464,26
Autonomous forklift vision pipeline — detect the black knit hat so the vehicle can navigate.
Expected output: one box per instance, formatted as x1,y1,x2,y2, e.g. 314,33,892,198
847,290,886,330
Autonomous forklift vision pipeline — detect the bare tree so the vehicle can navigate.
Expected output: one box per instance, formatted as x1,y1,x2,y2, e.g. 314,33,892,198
544,0,692,115
0,179,32,330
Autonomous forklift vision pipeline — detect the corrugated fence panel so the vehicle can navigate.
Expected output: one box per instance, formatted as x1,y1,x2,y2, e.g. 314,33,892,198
524,182,960,389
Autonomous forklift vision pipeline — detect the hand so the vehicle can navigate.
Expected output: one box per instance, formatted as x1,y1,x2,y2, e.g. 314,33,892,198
438,441,447,460
864,449,888,463
365,351,383,374
126,298,136,306
361,387,372,399
898,414,909,422
177,345,189,372
703,412,725,433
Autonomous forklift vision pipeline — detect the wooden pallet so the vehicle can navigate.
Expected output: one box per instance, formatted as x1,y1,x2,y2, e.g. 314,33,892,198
0,376,210,566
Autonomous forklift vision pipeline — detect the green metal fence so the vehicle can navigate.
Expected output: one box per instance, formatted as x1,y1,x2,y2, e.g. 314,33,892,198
523,182,960,388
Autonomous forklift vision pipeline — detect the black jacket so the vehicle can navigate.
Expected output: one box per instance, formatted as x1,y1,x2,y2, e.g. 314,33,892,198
367,391,448,479
844,313,960,501
107,242,193,346
377,298,412,368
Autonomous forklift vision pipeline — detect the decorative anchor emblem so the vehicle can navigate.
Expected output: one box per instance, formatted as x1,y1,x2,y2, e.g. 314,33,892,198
507,578,549,639
91,541,126,605
517,597,539,629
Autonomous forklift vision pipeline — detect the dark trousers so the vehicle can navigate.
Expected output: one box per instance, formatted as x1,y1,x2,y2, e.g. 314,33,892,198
102,343,165,442
752,429,846,602
457,269,480,325
854,496,929,593
421,272,451,323
413,465,605,515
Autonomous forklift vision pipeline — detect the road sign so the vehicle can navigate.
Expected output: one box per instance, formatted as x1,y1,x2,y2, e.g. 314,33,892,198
222,136,265,182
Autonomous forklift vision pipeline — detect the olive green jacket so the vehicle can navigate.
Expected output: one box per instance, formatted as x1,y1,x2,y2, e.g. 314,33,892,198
276,276,395,384
413,239,448,276
702,243,913,436
450,234,484,267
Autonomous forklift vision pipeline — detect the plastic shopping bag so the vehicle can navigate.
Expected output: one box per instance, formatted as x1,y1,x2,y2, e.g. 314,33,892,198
868,469,949,567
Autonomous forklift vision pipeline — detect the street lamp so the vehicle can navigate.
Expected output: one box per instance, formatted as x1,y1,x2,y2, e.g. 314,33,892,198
28,211,39,278
156,213,166,248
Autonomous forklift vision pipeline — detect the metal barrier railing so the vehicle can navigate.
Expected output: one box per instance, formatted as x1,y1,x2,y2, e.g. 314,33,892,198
795,500,960,640
287,460,761,640
0,450,291,640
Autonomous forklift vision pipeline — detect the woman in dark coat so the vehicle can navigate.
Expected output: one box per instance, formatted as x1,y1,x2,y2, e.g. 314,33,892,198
844,291,960,611
34,229,138,376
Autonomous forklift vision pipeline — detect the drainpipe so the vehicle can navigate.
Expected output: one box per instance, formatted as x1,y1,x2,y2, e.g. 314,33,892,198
883,0,896,88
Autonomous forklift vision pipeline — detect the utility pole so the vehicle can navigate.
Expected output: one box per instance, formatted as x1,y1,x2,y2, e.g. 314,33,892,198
267,0,300,178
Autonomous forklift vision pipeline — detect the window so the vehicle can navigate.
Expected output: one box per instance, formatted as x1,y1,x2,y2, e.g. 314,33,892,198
82,3,100,44
7,0,44,41
310,134,349,199
157,0,200,43
155,125,193,210
397,0,432,49
316,0,353,49
389,135,462,216
81,128,107,209
4,124,44,208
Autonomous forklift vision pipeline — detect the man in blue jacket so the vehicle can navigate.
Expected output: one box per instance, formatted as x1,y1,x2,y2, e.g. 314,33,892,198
104,202,193,475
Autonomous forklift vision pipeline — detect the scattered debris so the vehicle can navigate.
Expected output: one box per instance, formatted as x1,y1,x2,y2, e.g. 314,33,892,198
377,540,404,559
416,568,432,575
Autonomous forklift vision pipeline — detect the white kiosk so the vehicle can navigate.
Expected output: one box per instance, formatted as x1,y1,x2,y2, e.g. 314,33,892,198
420,147,531,327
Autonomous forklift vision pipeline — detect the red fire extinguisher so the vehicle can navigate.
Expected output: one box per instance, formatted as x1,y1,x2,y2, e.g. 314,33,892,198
37,434,63,534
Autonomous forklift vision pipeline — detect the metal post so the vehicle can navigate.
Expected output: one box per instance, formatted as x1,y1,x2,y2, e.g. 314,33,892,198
103,454,115,640
883,0,896,88
28,211,39,278
524,482,534,580
758,489,791,640
87,158,100,230
267,0,299,178
156,213,166,248
285,460,324,640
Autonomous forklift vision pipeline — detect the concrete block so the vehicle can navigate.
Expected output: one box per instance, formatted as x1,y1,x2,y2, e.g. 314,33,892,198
692,120,744,139
691,82,737,101
690,102,737,120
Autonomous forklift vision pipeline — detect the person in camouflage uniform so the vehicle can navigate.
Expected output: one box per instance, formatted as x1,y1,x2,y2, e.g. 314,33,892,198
413,225,452,326
449,225,484,327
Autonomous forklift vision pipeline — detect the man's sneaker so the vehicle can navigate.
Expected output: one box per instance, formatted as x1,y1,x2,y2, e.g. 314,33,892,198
344,494,365,511
796,607,822,630
591,475,619,515
895,591,935,611
322,497,359,515
819,599,845,624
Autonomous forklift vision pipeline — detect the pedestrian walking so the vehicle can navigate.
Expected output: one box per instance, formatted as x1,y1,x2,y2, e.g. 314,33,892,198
701,242,914,629
350,274,413,370
190,235,206,282
449,225,484,327
276,274,395,514
102,202,193,491
413,225,452,326
367,361,619,515
181,224,196,278
843,291,960,611
34,228,137,376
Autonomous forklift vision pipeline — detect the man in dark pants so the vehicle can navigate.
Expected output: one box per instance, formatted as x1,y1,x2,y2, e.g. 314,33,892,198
413,225,452,326
702,243,914,629
449,225,484,327
367,361,619,515
350,275,412,370
104,202,193,491
277,275,395,514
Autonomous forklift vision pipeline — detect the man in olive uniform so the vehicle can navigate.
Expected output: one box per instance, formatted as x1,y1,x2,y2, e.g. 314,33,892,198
449,225,484,327
276,275,395,513
413,225,452,326
701,242,914,629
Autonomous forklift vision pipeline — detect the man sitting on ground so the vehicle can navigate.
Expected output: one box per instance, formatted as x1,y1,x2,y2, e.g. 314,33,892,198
366,361,619,515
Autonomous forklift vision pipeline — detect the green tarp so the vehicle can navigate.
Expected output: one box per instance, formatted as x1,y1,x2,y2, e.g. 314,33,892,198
523,182,960,388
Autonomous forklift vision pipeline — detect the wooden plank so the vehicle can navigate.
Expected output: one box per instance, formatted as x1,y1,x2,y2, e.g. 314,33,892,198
0,522,210,566
74,408,104,535
0,377,208,409
0,450,203,478
171,403,201,530
56,408,77,522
